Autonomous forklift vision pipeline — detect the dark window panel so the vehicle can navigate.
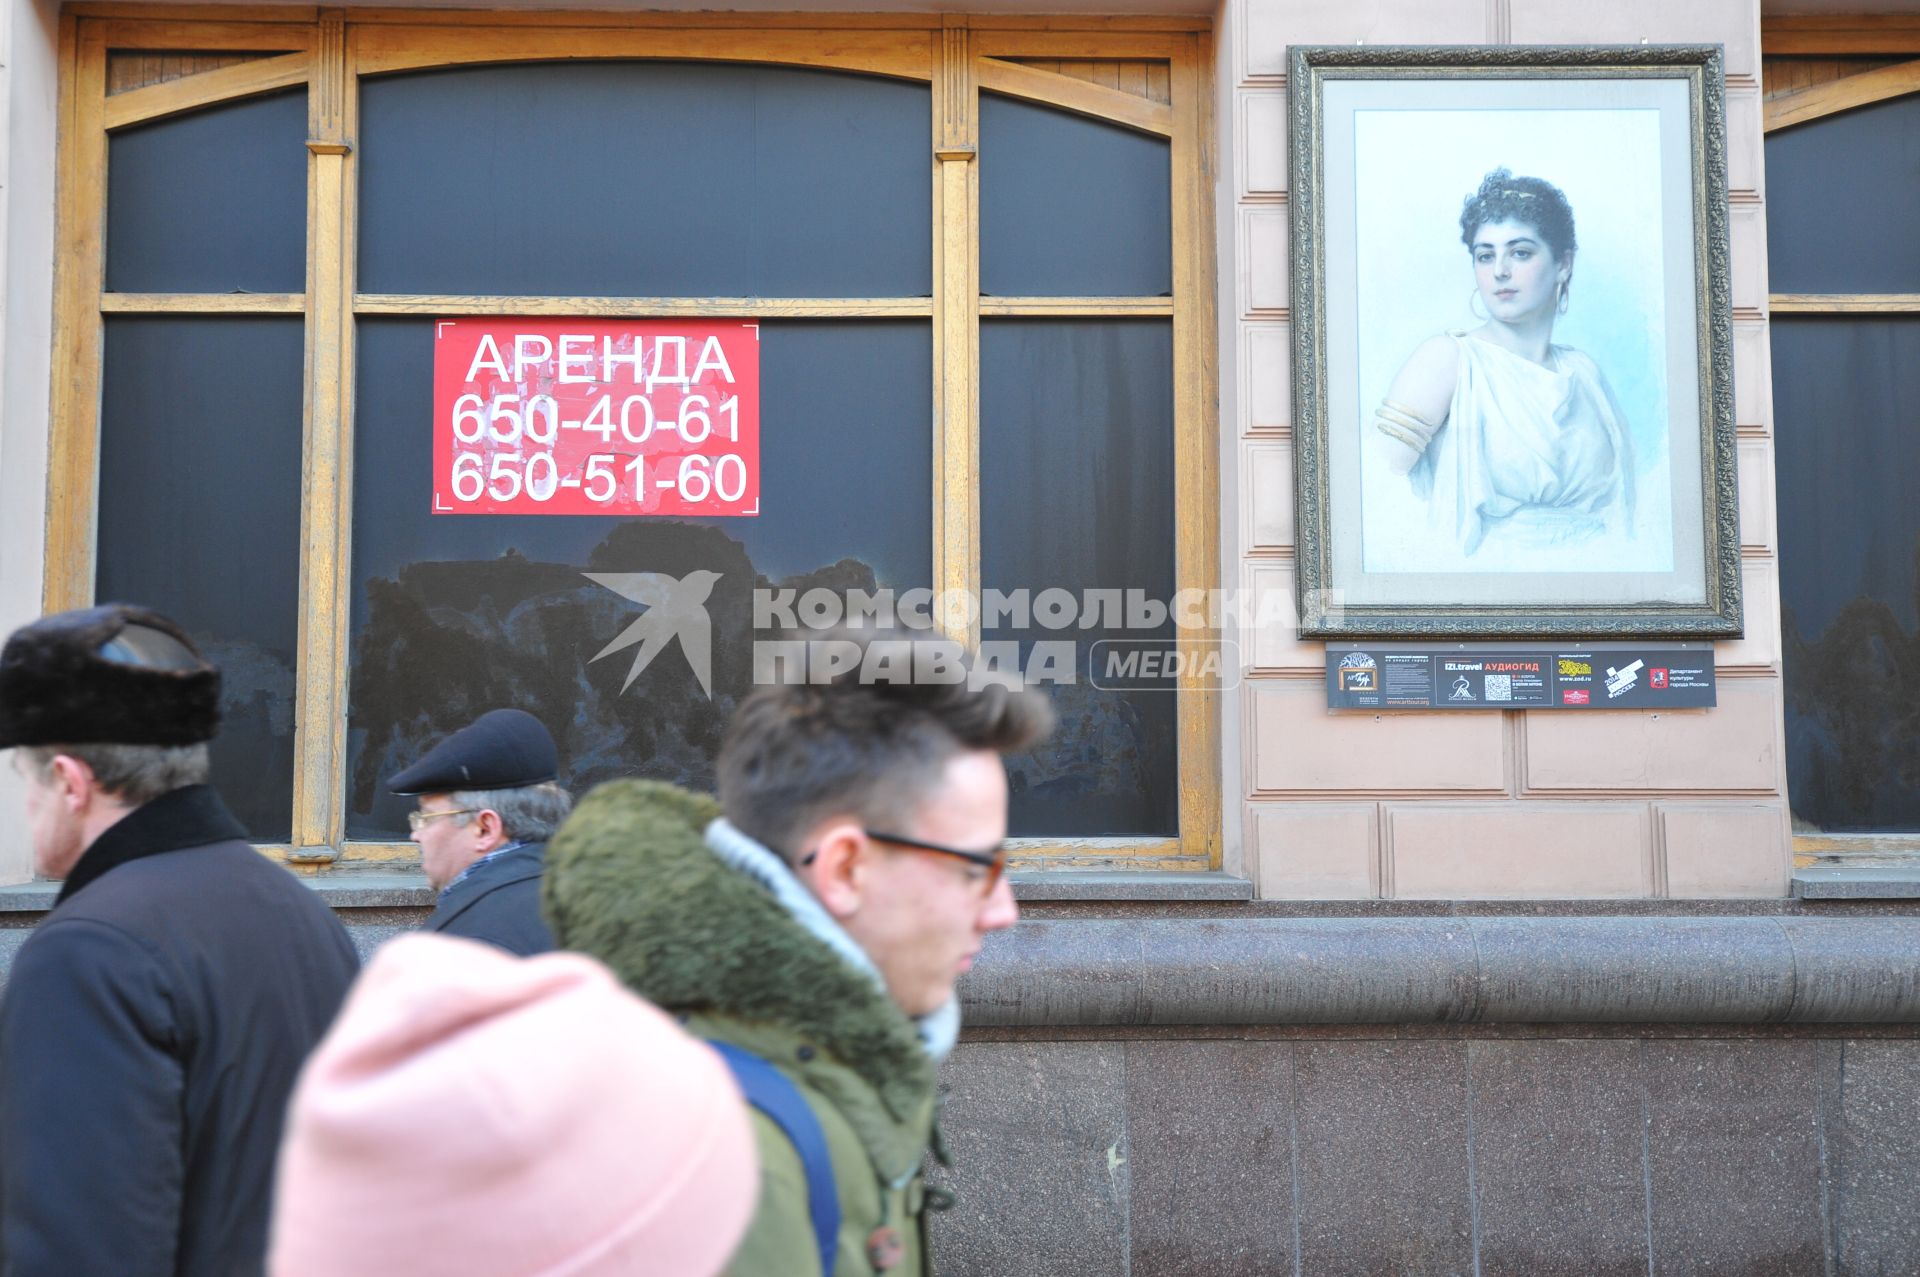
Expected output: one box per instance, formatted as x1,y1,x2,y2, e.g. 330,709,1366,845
96,317,306,841
979,92,1172,298
358,63,931,298
1772,317,1920,832
105,90,307,294
1766,94,1920,294
980,319,1178,837
347,318,931,839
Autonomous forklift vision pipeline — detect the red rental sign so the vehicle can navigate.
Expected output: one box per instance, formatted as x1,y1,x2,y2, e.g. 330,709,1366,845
431,319,760,517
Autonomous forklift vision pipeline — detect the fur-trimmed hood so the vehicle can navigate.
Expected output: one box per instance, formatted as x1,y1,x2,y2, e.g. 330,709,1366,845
542,780,938,1124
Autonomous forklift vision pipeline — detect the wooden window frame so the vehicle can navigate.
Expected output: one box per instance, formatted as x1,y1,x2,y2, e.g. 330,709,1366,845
1762,15,1920,863
48,5,1222,874
1765,15,1920,315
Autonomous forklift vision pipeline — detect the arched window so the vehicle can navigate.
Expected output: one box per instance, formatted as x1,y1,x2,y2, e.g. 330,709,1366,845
1764,45,1920,846
51,12,1220,869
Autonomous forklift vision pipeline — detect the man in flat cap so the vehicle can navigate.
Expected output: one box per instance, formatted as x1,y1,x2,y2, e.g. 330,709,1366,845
389,707,570,956
0,604,359,1277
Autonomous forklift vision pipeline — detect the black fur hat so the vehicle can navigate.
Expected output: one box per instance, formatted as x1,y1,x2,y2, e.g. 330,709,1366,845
0,605,222,749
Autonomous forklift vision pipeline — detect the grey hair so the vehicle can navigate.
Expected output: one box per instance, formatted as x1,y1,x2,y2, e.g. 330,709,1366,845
22,742,211,806
447,782,573,842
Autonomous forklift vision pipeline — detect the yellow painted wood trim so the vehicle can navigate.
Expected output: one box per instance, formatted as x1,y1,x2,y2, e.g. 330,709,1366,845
349,9,945,29
354,294,935,318
352,26,933,83
291,10,354,860
1170,35,1223,871
338,841,419,858
1770,293,1920,312
93,18,315,50
339,10,1210,31
979,296,1174,316
1764,57,1920,131
960,15,1210,33
269,840,1211,870
933,21,981,645
44,19,107,615
1763,15,1920,55
1008,836,1184,852
1009,843,1205,871
262,840,421,868
1009,845,1215,873
970,32,1187,60
102,50,311,130
100,292,306,313
1793,832,1920,857
70,6,1211,34
976,56,1174,136
73,3,319,22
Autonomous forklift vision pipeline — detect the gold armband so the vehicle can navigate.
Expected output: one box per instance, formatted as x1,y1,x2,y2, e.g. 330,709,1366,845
1373,399,1440,453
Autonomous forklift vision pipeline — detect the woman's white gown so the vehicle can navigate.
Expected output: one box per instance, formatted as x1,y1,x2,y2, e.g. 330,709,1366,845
1409,332,1634,560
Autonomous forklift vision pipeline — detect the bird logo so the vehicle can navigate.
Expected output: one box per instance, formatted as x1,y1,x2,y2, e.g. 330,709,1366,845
583,570,722,698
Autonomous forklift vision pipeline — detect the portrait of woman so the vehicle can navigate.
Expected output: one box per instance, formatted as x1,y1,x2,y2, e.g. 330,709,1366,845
1293,56,1735,635
1372,168,1635,565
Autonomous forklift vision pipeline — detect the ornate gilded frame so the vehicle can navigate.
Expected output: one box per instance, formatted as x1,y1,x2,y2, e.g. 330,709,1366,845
1288,44,1742,638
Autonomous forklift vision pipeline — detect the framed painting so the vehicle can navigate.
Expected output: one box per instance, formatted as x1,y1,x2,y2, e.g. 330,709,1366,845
1289,45,1742,637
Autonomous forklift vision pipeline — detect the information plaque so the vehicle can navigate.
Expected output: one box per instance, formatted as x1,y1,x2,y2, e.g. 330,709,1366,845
432,319,760,517
1326,643,1716,710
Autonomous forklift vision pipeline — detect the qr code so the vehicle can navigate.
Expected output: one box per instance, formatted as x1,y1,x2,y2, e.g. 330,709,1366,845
1485,674,1512,702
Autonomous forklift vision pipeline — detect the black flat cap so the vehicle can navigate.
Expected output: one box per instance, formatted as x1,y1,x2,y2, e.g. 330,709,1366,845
0,604,221,749
386,708,559,796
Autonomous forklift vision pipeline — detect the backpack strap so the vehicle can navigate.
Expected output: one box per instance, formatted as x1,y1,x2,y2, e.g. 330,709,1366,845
709,1040,841,1277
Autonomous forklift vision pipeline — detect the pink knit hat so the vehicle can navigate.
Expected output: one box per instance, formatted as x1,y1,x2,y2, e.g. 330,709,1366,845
270,934,758,1277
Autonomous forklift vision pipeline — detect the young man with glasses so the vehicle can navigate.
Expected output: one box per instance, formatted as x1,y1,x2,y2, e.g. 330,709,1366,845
388,708,570,956
544,630,1051,1277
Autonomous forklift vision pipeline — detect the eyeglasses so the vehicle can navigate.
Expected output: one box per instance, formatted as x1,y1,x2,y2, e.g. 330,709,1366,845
798,830,1010,893
407,808,475,831
865,830,1008,894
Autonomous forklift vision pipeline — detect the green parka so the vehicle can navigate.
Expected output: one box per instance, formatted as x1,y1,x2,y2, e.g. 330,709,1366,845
544,780,941,1277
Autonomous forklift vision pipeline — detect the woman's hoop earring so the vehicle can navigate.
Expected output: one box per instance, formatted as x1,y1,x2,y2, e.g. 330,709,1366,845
1468,288,1489,321
1556,280,1570,316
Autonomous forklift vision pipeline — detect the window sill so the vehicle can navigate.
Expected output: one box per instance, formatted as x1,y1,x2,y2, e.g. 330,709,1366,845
0,883,58,913
305,867,1256,906
0,868,1253,913
293,871,439,908
0,871,439,913
1009,871,1253,901
1793,866,1920,900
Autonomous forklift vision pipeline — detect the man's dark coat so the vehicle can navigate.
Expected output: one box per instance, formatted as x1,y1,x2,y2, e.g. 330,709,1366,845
423,841,554,956
0,785,360,1277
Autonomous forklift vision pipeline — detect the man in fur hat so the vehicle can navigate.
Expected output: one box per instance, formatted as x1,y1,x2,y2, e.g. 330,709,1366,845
545,630,1052,1277
0,604,360,1277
